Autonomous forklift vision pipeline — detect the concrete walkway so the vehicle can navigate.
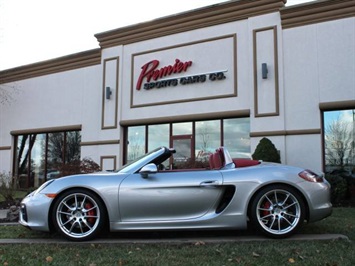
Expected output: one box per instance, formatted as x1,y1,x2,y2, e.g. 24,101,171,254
0,234,349,244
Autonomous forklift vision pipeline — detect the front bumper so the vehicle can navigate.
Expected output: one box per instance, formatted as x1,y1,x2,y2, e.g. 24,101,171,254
19,192,53,232
299,180,332,223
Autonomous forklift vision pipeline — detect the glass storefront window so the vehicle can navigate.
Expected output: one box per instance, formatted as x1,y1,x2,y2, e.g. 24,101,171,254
30,134,46,187
172,136,195,169
127,126,146,163
148,124,169,151
125,117,251,167
195,120,220,160
14,130,81,188
324,109,355,176
65,131,81,163
16,135,30,188
173,122,192,135
224,118,251,158
47,132,64,180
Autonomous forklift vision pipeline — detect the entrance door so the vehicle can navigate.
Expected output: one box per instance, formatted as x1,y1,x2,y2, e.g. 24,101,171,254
172,135,193,169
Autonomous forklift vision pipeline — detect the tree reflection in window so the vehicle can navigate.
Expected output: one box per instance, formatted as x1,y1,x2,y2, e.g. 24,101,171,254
66,131,81,163
14,130,81,188
127,126,145,163
324,109,355,175
48,132,64,167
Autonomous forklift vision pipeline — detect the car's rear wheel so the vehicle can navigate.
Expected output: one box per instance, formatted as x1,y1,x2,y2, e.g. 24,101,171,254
52,189,106,241
250,185,305,238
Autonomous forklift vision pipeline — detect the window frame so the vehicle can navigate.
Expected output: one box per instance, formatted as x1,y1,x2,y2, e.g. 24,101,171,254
12,129,81,187
124,117,251,165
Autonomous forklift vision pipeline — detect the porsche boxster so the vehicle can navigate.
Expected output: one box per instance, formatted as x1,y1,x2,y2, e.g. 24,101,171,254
19,146,332,241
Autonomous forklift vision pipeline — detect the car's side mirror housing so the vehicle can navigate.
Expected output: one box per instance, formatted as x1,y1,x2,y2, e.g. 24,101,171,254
139,163,157,178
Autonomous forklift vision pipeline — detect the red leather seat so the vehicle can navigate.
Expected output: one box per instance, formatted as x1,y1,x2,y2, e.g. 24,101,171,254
213,152,223,169
233,158,260,168
209,153,215,169
209,148,225,169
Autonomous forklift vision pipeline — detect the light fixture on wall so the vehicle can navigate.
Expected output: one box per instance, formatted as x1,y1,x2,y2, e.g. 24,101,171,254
261,63,268,79
106,86,112,100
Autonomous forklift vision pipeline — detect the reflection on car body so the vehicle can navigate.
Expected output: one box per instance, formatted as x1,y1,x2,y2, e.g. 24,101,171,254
19,146,332,241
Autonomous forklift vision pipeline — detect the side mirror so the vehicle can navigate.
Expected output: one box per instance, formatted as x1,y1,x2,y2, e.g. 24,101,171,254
139,163,157,178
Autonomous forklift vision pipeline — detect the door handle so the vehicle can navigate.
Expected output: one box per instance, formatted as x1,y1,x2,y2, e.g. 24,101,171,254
200,180,220,187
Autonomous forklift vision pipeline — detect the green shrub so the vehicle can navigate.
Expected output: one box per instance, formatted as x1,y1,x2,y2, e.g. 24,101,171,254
325,174,348,205
252,137,281,163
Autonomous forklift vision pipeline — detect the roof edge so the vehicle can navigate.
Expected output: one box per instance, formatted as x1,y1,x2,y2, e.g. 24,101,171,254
281,0,355,29
95,0,286,48
0,49,101,84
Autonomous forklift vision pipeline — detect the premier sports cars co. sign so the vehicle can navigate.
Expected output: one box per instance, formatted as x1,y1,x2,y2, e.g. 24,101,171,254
136,59,226,91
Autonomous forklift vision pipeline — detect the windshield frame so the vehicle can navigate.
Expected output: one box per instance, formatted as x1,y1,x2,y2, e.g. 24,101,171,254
117,147,166,174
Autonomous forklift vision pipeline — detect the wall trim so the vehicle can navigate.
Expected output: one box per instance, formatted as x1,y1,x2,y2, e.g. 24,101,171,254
253,26,280,117
95,0,286,48
10,125,82,136
130,34,238,108
100,155,117,171
319,100,355,111
81,140,120,146
0,49,101,84
250,128,321,137
101,57,119,129
281,0,355,29
120,109,250,126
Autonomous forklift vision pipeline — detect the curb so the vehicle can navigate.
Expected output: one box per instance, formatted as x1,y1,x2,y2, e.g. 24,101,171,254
0,234,349,244
0,222,18,226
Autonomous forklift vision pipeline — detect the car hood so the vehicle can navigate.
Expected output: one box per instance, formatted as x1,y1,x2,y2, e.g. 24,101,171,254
40,171,130,194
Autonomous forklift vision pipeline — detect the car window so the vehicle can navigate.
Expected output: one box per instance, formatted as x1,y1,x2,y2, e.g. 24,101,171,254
118,147,162,173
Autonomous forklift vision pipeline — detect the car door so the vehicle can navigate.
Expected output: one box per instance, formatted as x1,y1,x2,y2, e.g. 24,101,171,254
119,169,223,222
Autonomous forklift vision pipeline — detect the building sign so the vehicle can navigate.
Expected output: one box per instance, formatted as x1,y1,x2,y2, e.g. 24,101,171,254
136,59,226,91
131,34,236,107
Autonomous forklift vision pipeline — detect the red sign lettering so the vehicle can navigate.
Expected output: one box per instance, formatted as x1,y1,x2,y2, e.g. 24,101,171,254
136,59,192,90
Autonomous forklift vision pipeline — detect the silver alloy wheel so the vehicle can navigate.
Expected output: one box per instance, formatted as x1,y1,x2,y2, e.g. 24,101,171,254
256,189,301,235
55,192,101,239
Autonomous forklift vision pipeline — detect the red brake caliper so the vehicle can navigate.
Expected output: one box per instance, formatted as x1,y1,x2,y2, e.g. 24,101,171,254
262,201,271,217
85,203,95,224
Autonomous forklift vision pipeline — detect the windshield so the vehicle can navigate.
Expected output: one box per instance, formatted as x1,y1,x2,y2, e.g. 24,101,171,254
117,147,163,174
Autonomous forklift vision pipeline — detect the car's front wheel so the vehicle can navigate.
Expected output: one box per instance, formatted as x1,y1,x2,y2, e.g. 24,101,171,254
52,189,106,241
249,185,305,238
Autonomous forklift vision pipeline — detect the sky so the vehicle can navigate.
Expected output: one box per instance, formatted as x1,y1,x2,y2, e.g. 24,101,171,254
324,110,355,126
0,0,312,71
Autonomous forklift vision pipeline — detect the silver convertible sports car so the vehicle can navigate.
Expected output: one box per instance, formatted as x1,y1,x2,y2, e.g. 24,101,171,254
19,147,332,241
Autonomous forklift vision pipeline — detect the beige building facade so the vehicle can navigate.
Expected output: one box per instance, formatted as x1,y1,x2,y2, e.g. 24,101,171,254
0,0,354,188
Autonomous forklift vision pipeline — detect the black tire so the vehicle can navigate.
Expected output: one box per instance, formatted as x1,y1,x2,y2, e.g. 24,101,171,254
249,184,305,238
51,189,107,241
